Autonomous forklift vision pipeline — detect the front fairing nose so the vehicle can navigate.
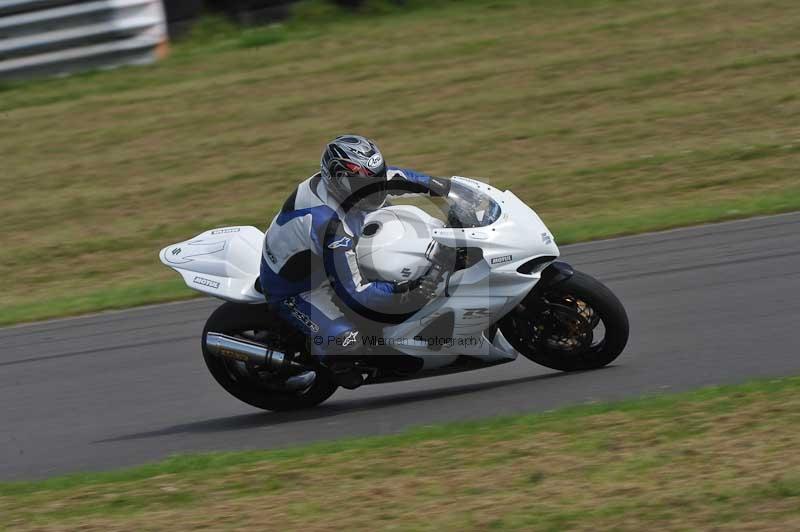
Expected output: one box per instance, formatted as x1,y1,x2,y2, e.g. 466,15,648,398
493,191,559,261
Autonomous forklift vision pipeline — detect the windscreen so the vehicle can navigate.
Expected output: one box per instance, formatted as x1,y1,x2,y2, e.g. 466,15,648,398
445,180,502,228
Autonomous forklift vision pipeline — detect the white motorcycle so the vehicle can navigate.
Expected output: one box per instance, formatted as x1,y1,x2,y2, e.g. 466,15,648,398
160,177,629,411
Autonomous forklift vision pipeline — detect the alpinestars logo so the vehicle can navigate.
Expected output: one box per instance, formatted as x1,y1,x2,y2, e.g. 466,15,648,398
328,236,352,250
342,330,359,347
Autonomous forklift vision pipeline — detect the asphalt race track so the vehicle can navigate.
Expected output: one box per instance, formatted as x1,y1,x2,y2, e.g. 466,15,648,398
3,213,800,480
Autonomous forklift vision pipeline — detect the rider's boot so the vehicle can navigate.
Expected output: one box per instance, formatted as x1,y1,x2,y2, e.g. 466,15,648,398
326,358,364,390
333,369,364,390
284,370,316,391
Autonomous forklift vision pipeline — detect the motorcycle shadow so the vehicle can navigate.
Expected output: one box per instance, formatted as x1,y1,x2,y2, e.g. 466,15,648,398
97,368,612,444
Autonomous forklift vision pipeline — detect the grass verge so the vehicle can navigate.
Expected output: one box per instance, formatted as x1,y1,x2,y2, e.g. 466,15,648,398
2,0,799,325
3,376,800,530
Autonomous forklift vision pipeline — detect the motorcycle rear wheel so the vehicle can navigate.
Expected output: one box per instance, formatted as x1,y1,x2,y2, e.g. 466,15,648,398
202,302,338,411
500,270,629,371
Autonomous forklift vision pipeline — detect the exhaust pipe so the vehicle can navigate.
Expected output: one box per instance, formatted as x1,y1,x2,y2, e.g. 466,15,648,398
205,332,307,373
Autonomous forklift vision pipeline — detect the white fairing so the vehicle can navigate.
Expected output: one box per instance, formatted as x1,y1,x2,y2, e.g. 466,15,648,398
376,177,560,368
160,177,560,367
159,226,264,304
356,206,444,282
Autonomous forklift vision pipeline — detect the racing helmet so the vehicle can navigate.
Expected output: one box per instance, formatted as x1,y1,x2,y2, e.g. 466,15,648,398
320,135,388,210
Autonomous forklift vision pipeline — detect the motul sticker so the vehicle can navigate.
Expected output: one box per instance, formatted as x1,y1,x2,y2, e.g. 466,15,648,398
193,276,220,289
491,255,513,265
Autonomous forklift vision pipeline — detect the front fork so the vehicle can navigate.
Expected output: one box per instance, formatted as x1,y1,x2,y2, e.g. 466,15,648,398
498,261,576,342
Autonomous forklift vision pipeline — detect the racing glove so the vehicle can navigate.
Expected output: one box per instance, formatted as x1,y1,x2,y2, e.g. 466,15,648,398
393,267,440,306
428,176,452,198
394,242,455,305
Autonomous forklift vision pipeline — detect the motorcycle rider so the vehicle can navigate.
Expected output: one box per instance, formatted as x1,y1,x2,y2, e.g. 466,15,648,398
260,135,451,388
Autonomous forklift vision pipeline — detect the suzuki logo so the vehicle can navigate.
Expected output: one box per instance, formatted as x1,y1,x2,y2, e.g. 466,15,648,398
463,308,490,319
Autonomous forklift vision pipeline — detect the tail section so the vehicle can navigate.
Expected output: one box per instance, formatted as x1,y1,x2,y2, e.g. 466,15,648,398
159,226,265,303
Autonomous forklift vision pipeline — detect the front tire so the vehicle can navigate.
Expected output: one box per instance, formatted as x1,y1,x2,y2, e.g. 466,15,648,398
500,270,629,371
202,302,337,411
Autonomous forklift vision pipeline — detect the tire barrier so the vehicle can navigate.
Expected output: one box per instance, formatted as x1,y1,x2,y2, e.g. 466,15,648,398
0,0,168,80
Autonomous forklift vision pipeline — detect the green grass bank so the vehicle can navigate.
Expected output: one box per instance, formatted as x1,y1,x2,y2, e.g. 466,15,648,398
1,0,799,324
3,376,800,530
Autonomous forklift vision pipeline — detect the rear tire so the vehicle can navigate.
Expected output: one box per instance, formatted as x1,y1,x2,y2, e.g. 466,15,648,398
202,302,337,411
500,270,629,371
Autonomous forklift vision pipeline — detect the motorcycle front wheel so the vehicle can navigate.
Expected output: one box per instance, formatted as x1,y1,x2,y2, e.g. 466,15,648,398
500,270,629,371
202,302,338,411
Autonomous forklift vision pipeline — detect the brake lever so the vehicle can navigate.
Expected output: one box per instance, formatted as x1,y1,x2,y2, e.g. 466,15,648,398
422,241,456,300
